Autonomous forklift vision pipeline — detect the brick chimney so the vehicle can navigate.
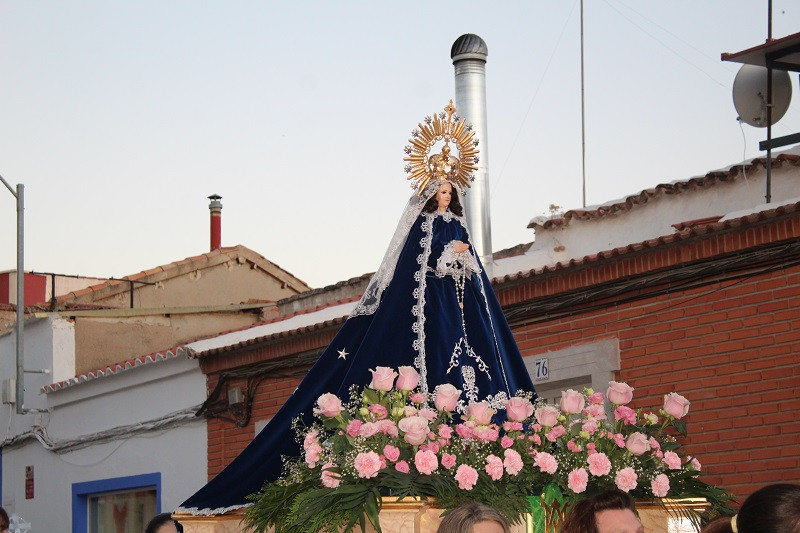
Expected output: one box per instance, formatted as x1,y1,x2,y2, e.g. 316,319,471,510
208,194,222,251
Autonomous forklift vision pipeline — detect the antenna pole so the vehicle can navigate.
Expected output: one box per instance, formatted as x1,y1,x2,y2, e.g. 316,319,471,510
580,0,587,208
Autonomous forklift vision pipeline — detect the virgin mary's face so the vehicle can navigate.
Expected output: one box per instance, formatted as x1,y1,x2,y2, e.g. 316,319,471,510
436,182,452,211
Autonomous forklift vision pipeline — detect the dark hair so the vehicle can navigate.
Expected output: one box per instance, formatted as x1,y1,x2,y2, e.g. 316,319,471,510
144,513,181,533
436,502,510,533
422,182,463,217
701,516,735,533
0,507,9,528
560,489,635,533
735,484,800,533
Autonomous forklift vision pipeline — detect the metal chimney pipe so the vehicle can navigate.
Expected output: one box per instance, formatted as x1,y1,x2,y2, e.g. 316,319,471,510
451,34,492,276
208,194,222,251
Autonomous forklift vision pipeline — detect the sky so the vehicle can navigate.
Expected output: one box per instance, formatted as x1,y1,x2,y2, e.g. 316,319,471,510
1,1,799,289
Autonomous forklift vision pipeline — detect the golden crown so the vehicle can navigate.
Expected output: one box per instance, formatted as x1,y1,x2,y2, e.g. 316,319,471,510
403,100,479,195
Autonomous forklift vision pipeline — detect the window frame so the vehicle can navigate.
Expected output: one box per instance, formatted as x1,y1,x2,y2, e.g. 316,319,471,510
72,473,161,533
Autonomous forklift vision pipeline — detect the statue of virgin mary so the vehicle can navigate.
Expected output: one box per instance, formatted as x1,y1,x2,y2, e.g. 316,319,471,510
178,102,536,515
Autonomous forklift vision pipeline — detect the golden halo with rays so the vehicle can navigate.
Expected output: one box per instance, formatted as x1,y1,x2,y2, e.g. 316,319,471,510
403,100,480,196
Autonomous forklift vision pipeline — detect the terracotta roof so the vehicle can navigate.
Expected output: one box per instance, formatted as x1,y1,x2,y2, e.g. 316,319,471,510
528,152,800,229
499,199,800,285
58,245,310,301
42,346,190,393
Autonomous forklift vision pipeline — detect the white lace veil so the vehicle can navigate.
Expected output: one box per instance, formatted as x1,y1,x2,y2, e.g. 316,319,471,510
350,181,464,317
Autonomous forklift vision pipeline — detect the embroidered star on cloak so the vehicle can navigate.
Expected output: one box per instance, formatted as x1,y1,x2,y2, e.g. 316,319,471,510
337,348,349,360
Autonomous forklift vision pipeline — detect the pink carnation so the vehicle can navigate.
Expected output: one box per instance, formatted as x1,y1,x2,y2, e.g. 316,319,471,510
534,451,558,474
614,405,637,425
588,391,605,405
441,453,457,469
383,444,400,463
418,408,438,422
359,422,380,438
567,440,582,453
568,468,589,494
503,449,524,476
321,462,341,488
454,464,479,490
651,473,670,497
501,435,514,449
615,467,638,492
438,424,453,440
409,392,427,404
614,433,626,448
303,430,319,450
690,458,702,471
503,421,524,432
346,419,362,437
531,433,542,446
584,404,606,420
354,451,382,479
455,424,473,439
395,460,410,473
378,419,399,437
485,454,504,481
414,449,438,475
588,453,612,476
663,451,682,470
545,425,566,442
582,418,599,435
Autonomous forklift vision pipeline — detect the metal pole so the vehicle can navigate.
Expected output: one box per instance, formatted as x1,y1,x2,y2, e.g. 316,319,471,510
580,0,587,208
1,174,26,414
16,184,25,413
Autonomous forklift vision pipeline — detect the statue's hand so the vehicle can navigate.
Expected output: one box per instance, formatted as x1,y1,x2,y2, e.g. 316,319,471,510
453,241,469,254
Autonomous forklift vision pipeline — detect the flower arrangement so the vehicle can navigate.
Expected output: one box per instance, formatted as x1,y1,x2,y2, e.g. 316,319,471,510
245,366,731,532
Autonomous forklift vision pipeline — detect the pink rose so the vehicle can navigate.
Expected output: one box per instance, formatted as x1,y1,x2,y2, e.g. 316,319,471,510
398,416,430,445
625,432,651,456
369,366,397,391
346,419,362,437
441,453,457,469
403,406,418,417
568,468,589,494
534,451,558,474
368,404,388,420
615,467,638,492
651,473,670,497
321,462,341,488
535,405,560,427
354,451,382,479
545,425,566,442
409,392,427,404
438,424,453,440
466,402,496,425
315,393,344,418
395,460,410,473
455,464,479,490
606,381,634,405
434,384,462,412
614,405,637,425
396,366,420,391
584,404,606,420
383,444,400,462
588,391,605,405
501,435,514,448
505,397,535,422
663,451,681,470
663,392,690,419
414,449,438,475
485,454,504,480
503,449,524,476
588,453,612,476
560,389,586,415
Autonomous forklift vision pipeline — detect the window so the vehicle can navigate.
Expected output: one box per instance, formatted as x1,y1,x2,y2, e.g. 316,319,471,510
87,487,156,533
72,473,161,533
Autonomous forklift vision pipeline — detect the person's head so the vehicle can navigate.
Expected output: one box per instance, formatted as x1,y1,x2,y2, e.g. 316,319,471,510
560,489,643,533
0,507,9,533
423,181,463,216
144,513,181,533
729,483,800,533
436,501,510,533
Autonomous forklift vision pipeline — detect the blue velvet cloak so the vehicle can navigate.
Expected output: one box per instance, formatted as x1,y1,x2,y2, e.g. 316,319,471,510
178,210,536,514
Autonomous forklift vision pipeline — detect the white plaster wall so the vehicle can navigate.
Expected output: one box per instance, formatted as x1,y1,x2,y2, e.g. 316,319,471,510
520,162,800,273
1,356,207,532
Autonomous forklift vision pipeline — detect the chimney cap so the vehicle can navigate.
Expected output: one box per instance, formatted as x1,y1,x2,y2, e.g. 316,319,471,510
451,34,488,62
208,194,222,210
208,194,222,201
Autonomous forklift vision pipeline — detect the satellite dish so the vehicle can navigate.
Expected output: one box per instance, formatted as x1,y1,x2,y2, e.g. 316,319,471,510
732,64,792,128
